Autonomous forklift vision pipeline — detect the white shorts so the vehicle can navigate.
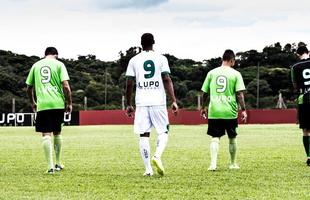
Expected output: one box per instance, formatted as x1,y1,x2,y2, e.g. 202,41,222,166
134,105,169,134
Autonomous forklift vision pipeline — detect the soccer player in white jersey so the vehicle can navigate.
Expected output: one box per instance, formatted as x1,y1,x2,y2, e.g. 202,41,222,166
125,33,178,176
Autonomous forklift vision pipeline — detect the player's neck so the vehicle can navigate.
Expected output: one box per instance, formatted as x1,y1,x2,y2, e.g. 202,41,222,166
45,55,57,59
222,62,232,68
143,46,153,51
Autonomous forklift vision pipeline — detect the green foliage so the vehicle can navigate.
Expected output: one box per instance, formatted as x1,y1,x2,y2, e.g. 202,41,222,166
0,42,305,111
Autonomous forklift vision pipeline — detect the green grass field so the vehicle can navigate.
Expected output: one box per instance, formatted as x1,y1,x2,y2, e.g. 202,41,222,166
0,124,309,200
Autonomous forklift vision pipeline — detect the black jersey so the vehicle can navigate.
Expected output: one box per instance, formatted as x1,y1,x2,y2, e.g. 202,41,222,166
291,58,310,95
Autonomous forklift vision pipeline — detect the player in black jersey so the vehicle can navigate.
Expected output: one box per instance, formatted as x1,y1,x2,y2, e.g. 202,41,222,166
291,45,310,166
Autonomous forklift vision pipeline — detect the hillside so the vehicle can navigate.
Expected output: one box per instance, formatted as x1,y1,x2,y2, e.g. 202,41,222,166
0,42,302,113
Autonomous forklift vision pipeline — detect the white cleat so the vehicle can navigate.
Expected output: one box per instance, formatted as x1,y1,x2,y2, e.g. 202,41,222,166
229,164,240,170
208,165,217,171
143,171,154,177
151,156,165,176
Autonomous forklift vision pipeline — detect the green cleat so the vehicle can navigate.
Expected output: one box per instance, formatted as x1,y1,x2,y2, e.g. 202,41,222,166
151,156,165,176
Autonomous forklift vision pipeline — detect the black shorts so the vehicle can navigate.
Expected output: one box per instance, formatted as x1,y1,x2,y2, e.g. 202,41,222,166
207,119,238,138
35,109,64,133
298,104,310,129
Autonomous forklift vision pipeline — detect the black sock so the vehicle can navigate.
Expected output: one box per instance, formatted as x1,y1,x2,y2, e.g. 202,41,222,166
303,136,310,157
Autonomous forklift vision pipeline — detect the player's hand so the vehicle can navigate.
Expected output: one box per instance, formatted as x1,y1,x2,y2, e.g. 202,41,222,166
241,110,247,123
65,104,73,113
31,103,37,113
200,109,207,119
171,102,178,116
126,105,135,117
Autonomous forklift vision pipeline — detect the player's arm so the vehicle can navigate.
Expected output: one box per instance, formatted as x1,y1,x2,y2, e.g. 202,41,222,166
200,92,209,119
125,76,135,117
236,90,247,123
162,73,178,115
290,67,298,92
26,85,37,112
62,80,72,113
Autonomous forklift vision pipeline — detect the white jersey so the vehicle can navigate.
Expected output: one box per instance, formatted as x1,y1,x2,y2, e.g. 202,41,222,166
126,51,170,106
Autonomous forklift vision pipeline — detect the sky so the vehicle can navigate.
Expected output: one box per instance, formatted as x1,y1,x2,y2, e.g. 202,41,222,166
0,0,310,61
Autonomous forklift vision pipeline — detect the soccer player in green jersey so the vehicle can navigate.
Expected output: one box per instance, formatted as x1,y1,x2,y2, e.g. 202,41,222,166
200,49,247,171
26,47,72,174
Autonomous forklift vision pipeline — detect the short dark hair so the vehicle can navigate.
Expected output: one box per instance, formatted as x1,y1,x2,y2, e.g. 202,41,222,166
222,49,235,61
45,47,58,56
141,33,155,48
296,46,308,56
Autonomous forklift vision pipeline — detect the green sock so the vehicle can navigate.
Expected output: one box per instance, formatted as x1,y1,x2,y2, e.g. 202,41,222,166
229,138,237,164
42,135,53,170
54,135,63,165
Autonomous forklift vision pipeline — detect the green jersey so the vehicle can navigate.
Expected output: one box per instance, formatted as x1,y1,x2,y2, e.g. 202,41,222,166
26,58,69,112
201,66,245,119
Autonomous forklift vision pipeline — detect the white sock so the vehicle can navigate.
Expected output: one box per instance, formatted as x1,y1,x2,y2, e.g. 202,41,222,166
154,132,168,159
139,137,152,172
42,135,53,170
210,137,220,168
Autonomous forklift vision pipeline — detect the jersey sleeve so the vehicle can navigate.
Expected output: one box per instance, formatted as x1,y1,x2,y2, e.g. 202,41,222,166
235,72,246,92
161,56,170,74
201,73,211,93
125,58,135,78
25,65,35,86
60,63,70,82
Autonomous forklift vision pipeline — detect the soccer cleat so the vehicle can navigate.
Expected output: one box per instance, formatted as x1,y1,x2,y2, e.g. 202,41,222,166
306,159,310,166
229,163,240,170
46,168,55,174
208,166,217,171
143,171,154,177
55,164,65,171
151,156,165,176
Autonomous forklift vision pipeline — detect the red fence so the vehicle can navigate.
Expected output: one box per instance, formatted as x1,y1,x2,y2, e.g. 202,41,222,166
79,109,297,125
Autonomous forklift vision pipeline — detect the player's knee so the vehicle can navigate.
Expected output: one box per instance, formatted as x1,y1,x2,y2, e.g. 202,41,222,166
53,131,61,136
211,137,220,143
229,137,236,144
42,132,52,137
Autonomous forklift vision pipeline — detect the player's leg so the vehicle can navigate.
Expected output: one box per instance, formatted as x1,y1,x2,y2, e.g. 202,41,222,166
303,129,310,166
52,109,65,171
299,104,310,166
139,132,153,176
53,132,64,171
150,106,169,175
207,119,224,171
228,137,239,169
42,132,54,174
134,106,153,176
36,110,54,174
227,119,239,169
209,137,220,171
